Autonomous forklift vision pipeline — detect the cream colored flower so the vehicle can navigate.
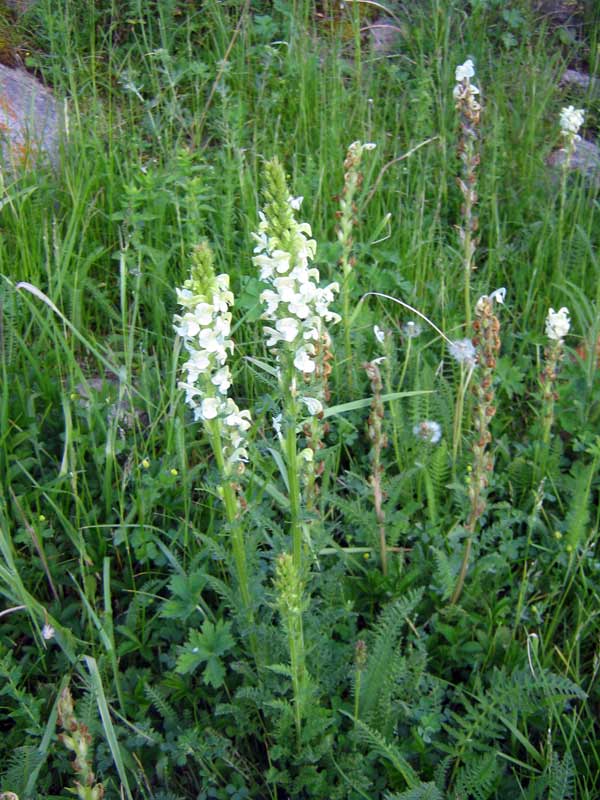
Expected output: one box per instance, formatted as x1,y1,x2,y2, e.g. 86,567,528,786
545,307,570,342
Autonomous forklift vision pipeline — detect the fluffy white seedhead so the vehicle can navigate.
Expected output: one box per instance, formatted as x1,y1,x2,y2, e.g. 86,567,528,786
413,420,442,444
449,338,477,368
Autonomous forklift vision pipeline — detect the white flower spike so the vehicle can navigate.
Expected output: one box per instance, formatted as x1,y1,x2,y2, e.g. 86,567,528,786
560,106,585,139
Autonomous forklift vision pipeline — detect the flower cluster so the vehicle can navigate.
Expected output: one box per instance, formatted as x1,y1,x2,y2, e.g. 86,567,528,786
174,242,251,473
560,106,585,140
545,306,570,343
253,159,340,397
453,59,480,109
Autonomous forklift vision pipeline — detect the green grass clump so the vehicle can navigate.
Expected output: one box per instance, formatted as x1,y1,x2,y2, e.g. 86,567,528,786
2,0,600,798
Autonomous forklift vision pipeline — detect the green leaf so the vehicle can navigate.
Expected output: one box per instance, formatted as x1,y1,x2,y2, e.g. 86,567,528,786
324,390,433,419
175,619,235,688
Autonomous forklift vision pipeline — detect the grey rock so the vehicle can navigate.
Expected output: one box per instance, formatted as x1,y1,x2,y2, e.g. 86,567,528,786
2,0,37,13
0,64,61,171
547,138,600,187
368,17,404,54
561,69,599,95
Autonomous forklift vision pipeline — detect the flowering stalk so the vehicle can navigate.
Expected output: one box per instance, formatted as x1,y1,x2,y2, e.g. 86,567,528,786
253,158,340,570
274,552,308,749
454,59,482,331
336,141,376,387
540,306,570,447
174,242,254,626
448,337,477,462
557,106,585,275
364,359,388,575
451,289,503,604
353,639,367,724
57,687,104,800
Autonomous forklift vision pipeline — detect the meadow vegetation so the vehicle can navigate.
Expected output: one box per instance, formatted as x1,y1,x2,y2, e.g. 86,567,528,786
1,0,600,797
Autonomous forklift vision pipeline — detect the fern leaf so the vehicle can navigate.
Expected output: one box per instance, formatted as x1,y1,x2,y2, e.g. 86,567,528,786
350,715,419,790
385,783,444,800
144,683,177,725
1,746,45,796
360,589,423,725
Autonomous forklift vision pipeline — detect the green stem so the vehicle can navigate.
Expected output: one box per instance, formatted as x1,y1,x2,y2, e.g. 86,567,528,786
450,532,473,605
285,407,303,572
342,268,353,391
353,669,362,724
288,613,305,748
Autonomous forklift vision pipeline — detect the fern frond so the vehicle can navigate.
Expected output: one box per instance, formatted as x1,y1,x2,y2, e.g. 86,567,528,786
385,783,444,800
360,589,423,726
350,715,419,790
1,746,45,796
549,750,574,800
430,546,455,600
453,751,498,800
144,682,177,725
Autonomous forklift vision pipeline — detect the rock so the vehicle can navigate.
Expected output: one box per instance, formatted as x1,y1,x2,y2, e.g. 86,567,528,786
2,0,37,13
561,68,599,95
368,17,405,54
0,64,60,170
547,138,600,187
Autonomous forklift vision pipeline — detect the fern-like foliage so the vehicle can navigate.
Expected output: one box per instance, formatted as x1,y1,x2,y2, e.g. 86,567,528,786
452,751,499,800
443,666,585,795
385,783,444,800
351,716,419,790
548,750,574,800
145,682,178,726
359,588,423,731
1,746,45,797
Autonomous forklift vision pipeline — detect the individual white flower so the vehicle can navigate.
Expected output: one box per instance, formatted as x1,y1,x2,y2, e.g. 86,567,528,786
403,320,423,338
449,338,477,368
211,366,232,395
301,396,323,416
273,413,283,439
560,106,585,138
42,623,55,641
489,287,506,305
276,317,300,342
373,324,386,344
294,346,316,374
475,287,506,314
200,397,220,420
545,307,570,342
288,195,304,210
413,420,442,444
455,59,475,82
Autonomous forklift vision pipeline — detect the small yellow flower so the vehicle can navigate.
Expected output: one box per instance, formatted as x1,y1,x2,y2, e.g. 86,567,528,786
363,552,370,560
38,514,46,522
141,458,150,469
170,468,178,477
553,530,562,540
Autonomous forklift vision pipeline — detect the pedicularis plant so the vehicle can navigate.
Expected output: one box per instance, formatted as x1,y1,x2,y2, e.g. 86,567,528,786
2,2,600,799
